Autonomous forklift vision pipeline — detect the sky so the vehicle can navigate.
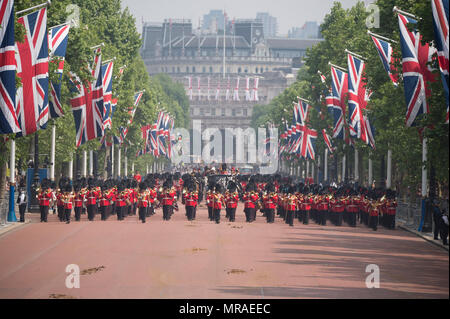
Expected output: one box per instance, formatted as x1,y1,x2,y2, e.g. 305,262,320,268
121,0,370,35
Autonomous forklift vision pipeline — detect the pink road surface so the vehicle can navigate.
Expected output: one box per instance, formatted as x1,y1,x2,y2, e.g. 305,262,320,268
0,204,448,299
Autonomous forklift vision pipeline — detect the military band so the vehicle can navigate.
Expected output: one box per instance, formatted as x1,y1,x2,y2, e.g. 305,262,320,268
27,171,408,235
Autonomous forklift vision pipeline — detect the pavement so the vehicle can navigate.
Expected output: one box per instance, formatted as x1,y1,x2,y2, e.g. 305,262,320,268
396,219,449,251
0,205,448,299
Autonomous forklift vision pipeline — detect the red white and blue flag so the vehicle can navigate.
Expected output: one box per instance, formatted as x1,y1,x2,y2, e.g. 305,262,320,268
431,0,449,123
370,35,399,86
296,124,318,160
397,12,438,127
15,7,49,137
69,47,104,147
347,53,370,144
0,0,19,134
322,129,334,154
101,60,114,129
330,66,348,139
48,23,70,119
296,98,311,124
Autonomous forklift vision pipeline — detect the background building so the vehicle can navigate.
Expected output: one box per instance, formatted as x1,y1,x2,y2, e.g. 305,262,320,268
256,12,278,38
288,21,321,39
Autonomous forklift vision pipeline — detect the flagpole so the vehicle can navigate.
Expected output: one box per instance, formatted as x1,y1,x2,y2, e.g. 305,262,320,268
50,124,56,181
16,0,51,16
367,30,398,44
386,149,392,189
124,154,128,177
368,156,373,188
49,20,73,30
393,6,419,20
68,154,73,180
344,49,367,61
89,150,93,176
354,149,359,183
117,147,121,178
418,138,428,231
82,151,87,177
324,149,328,182
342,154,346,183
111,145,114,178
328,62,347,72
8,139,17,222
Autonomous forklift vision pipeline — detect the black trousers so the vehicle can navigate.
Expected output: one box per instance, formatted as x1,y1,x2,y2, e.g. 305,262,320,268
100,206,107,220
74,207,82,221
303,210,310,225
317,210,326,225
186,206,195,220
193,206,197,219
286,210,295,226
336,212,343,226
87,205,96,221
64,208,71,223
245,208,256,222
40,205,49,222
226,207,236,221
266,208,275,223
57,205,64,221
208,206,213,220
369,215,378,231
163,205,173,220
139,207,147,223
116,205,124,220
19,204,26,222
213,208,221,223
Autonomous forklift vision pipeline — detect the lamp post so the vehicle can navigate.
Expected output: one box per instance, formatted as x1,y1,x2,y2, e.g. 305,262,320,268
29,132,40,213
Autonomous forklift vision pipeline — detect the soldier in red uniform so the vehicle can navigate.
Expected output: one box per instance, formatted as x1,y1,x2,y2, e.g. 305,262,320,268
225,182,239,222
86,180,99,221
137,182,149,223
184,180,198,221
286,186,299,227
37,179,53,222
99,182,114,221
133,171,142,183
385,190,397,229
212,184,226,224
63,184,74,224
147,179,157,217
73,183,85,221
243,182,259,223
115,183,127,221
263,183,278,223
206,184,214,221
160,181,176,220
56,179,66,222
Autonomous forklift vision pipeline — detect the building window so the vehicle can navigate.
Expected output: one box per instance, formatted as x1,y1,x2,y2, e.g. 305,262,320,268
172,67,175,73
186,66,189,73
200,108,204,116
209,66,213,73
255,67,258,73
232,109,236,116
177,67,180,73
238,67,242,73
243,109,247,116
244,69,248,73
192,66,196,73
222,108,225,116
211,108,216,116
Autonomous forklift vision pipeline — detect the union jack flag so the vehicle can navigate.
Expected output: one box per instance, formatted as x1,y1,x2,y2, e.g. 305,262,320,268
397,12,438,127
99,134,112,149
101,60,114,129
187,76,193,100
15,7,49,137
296,124,318,160
330,66,348,139
370,35,399,86
364,115,376,149
0,0,19,134
215,77,220,100
322,129,334,153
297,98,310,124
347,53,370,144
233,77,240,101
69,47,104,147
156,112,167,157
48,23,70,119
431,0,449,124
117,91,144,143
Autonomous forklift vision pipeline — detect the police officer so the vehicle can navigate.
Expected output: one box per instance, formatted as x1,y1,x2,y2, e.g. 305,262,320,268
17,183,27,223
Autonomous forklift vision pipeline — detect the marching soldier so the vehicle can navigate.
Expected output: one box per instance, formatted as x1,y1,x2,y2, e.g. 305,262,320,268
137,182,149,223
160,180,177,221
184,180,198,221
99,182,114,221
56,181,65,222
243,183,259,223
286,186,299,227
225,181,239,222
86,180,99,221
63,184,74,224
37,179,53,223
212,184,226,224
206,187,214,221
263,183,278,223
115,183,127,221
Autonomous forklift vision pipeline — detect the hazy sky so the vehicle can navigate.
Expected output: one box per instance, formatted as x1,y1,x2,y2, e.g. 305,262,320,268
121,0,368,35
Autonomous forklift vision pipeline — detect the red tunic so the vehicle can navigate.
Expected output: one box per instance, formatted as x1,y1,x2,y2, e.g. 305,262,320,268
38,189,53,206
226,193,239,209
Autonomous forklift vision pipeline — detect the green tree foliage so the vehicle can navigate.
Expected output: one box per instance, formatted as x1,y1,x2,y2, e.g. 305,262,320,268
1,0,190,183
251,0,448,197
